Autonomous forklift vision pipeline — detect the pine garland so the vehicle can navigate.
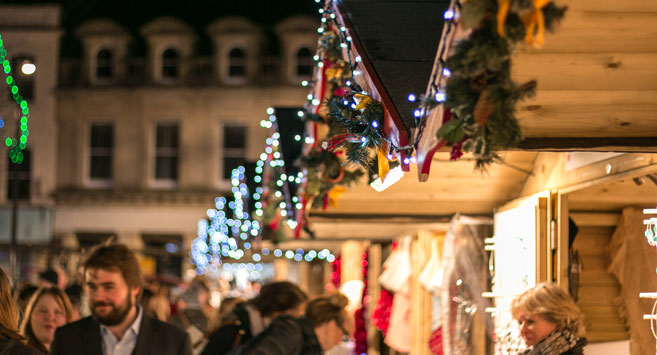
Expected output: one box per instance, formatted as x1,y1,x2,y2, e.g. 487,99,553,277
325,94,386,167
437,0,566,169
297,148,364,209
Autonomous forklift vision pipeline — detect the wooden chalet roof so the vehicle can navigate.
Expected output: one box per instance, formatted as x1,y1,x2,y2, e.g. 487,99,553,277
338,0,450,130
287,0,657,243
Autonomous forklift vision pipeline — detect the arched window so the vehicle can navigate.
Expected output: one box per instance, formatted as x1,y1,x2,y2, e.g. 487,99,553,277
162,48,180,80
296,47,313,77
96,48,113,80
228,48,246,78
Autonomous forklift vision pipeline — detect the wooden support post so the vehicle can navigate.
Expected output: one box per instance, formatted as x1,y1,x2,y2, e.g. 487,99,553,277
411,231,433,355
556,193,570,289
536,197,549,283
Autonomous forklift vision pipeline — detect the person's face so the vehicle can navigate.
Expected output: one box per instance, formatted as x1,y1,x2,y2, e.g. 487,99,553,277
516,307,558,346
30,294,67,350
86,268,138,326
321,319,349,351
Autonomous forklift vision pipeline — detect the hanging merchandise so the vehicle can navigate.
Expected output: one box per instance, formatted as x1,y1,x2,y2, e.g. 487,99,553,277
371,288,394,336
385,281,412,353
419,235,446,355
439,215,493,355
378,236,412,292
383,236,413,352
429,324,444,355
419,236,444,294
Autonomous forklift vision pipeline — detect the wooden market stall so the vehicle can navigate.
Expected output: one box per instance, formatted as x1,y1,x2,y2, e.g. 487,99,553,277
275,0,657,354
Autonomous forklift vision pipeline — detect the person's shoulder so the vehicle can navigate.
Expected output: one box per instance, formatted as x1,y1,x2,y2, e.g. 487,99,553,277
56,316,96,335
0,337,45,355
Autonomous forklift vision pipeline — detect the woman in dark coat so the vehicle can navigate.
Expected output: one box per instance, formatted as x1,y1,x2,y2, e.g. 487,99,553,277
0,268,44,354
226,293,351,355
201,281,308,355
512,283,587,355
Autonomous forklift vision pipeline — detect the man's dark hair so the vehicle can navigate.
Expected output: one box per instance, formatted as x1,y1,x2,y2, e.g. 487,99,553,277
250,281,307,317
83,243,143,294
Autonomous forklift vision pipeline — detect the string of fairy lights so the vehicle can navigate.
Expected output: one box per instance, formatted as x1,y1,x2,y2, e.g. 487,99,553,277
304,0,415,162
191,108,335,275
0,33,31,164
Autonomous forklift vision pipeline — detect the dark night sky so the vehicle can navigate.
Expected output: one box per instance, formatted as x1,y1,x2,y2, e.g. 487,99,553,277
0,0,320,56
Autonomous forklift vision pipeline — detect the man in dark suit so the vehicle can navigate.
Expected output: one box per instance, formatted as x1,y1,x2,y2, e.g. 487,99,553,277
51,243,191,355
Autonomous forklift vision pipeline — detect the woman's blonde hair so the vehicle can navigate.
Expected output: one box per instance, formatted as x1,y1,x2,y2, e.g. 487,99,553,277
0,268,19,332
306,293,349,330
20,287,74,352
511,283,585,337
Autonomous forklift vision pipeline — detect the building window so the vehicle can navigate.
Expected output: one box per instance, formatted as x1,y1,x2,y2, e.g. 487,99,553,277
142,234,183,277
155,123,179,182
222,125,246,180
296,47,313,77
96,49,113,80
228,48,246,78
89,123,113,183
162,48,180,80
7,149,31,201
10,56,35,102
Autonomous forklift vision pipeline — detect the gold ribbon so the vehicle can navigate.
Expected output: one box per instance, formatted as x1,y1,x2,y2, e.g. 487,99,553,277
497,0,550,46
354,93,373,111
496,0,511,37
376,146,390,182
327,186,347,207
522,0,550,46
325,61,349,81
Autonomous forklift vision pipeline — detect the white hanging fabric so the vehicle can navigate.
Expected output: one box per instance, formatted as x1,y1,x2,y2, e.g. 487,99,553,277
379,235,412,292
419,236,443,293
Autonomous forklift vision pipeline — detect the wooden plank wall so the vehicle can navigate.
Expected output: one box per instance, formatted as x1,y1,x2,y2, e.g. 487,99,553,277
571,225,629,342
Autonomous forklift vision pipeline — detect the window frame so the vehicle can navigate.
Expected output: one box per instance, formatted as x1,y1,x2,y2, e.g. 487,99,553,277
87,122,114,188
295,47,313,79
94,47,114,82
161,47,180,82
152,122,180,188
220,122,248,182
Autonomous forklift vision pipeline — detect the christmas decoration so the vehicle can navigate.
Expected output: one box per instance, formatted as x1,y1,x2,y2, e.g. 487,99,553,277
412,0,566,171
297,148,363,210
0,33,31,164
439,0,565,169
306,1,412,170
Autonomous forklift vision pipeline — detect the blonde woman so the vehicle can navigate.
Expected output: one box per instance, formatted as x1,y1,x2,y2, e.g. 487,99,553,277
20,287,73,353
511,283,587,355
0,268,43,354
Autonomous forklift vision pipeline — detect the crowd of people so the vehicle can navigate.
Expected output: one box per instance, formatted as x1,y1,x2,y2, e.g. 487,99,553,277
0,243,587,355
0,244,354,355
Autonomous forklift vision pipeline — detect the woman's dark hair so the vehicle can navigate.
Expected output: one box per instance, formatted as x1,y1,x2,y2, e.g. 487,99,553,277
306,293,349,329
250,281,307,317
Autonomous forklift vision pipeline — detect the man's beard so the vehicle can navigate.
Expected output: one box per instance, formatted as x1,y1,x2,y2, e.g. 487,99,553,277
91,290,133,326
